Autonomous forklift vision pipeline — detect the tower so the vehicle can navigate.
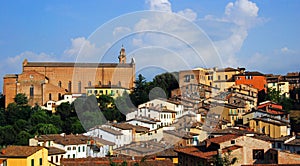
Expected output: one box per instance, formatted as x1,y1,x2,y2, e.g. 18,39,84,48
118,45,126,64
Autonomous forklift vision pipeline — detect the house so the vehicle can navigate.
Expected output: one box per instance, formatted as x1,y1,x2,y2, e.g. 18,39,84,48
47,147,66,165
249,116,291,138
85,85,130,99
85,124,131,149
234,71,267,92
126,116,160,130
175,134,273,166
154,148,178,165
126,98,185,127
29,134,94,160
0,146,48,166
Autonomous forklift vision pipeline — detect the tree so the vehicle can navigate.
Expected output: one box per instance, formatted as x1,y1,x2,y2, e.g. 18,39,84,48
130,74,150,106
15,131,32,145
266,88,294,111
212,150,237,166
14,93,28,106
32,123,58,135
152,72,179,98
0,93,4,109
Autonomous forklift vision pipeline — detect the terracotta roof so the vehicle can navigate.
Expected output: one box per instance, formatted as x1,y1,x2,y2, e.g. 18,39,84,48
234,71,265,76
175,146,218,159
0,146,44,158
175,145,242,159
112,123,149,132
99,127,123,135
47,147,66,155
207,134,241,144
34,134,90,146
93,137,115,146
61,157,174,166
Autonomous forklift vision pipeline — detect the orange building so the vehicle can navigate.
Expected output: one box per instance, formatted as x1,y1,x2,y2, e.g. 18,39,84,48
3,47,135,107
234,71,267,92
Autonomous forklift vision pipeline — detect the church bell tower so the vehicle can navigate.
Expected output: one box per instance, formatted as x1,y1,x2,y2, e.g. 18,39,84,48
118,45,126,64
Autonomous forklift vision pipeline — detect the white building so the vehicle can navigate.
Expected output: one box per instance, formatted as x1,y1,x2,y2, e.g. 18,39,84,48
29,133,97,164
85,124,132,149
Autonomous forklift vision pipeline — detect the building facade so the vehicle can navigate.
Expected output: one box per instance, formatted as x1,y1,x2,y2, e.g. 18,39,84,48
3,47,135,107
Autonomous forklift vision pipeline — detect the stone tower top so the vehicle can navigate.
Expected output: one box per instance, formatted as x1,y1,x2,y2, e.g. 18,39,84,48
118,45,126,64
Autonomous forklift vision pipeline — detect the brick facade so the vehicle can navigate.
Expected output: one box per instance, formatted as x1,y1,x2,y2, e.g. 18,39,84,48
3,48,135,107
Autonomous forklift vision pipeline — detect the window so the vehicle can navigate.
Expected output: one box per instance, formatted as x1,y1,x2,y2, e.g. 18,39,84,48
68,155,70,158
55,156,58,163
58,81,62,87
225,75,228,80
39,158,42,165
49,93,52,100
30,85,34,97
118,81,121,86
253,149,264,160
68,81,72,92
218,75,221,80
277,143,282,148
51,156,53,162
88,81,92,87
78,81,81,93
78,146,80,152
58,93,62,100
98,81,102,86
73,146,76,150
184,75,190,82
108,81,111,86
231,140,235,144
73,154,75,158
31,159,34,166
83,146,85,152
67,147,71,150
191,75,194,79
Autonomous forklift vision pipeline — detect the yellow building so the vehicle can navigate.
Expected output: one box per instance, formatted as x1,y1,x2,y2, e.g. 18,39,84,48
85,85,130,99
0,146,48,166
249,117,291,138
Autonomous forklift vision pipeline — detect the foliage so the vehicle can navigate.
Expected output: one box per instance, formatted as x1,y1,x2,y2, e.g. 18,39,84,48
266,88,294,111
14,93,28,106
152,72,179,98
130,74,150,107
212,150,237,166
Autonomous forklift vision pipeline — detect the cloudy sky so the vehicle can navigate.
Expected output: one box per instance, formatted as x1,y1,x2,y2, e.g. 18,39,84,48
0,0,299,89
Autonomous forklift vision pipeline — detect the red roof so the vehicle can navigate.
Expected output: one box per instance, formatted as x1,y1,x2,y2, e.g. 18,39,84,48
208,134,241,144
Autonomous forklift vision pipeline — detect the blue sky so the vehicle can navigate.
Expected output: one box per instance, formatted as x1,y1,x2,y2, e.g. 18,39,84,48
0,0,299,90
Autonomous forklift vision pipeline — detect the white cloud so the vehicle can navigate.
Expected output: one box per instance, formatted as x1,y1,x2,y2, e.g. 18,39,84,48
113,26,131,37
225,0,259,27
177,9,197,22
280,46,295,54
146,0,171,12
63,37,101,62
212,0,262,67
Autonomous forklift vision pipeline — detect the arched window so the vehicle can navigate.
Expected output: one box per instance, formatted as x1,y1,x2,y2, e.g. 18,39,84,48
30,85,34,97
58,81,62,88
88,81,92,87
68,81,72,92
78,81,81,93
49,93,52,100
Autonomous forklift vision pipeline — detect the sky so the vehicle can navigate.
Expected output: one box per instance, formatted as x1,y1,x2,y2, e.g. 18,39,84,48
0,0,299,90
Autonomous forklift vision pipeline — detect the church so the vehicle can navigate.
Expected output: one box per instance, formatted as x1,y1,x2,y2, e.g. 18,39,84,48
3,47,135,107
